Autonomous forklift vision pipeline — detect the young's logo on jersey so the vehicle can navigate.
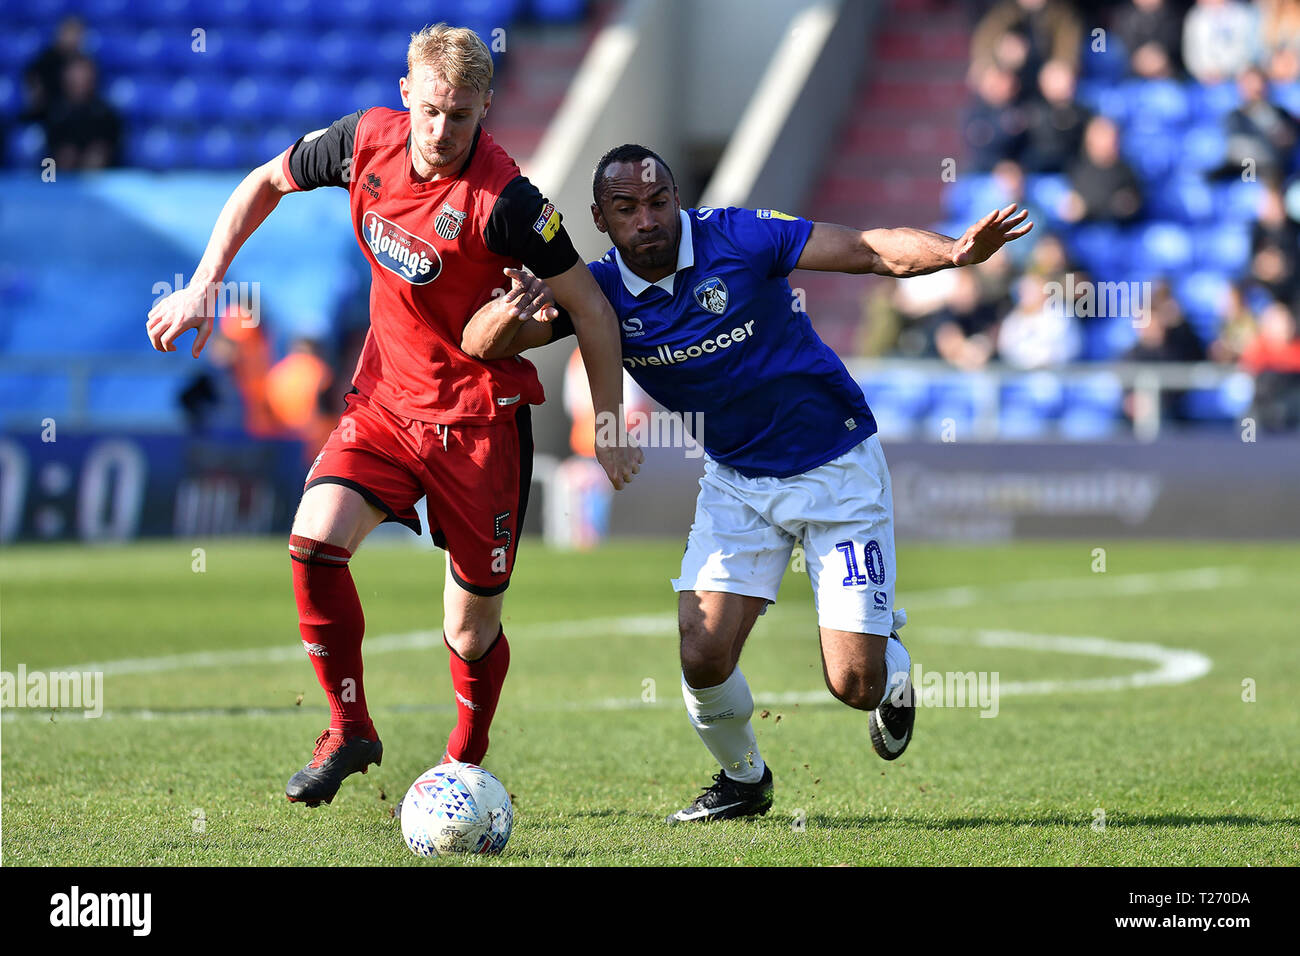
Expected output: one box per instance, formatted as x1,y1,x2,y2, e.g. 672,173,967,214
621,317,645,337
434,202,467,241
757,208,797,221
532,202,561,242
693,276,729,315
362,211,442,285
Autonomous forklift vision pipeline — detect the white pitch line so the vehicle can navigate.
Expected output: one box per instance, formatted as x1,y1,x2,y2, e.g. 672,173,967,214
41,565,1244,680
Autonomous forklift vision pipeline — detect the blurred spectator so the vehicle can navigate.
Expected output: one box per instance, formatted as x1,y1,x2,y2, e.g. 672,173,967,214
1021,59,1092,172
1115,0,1187,78
44,56,123,170
1259,0,1300,82
219,304,277,437
996,273,1082,368
933,268,1005,370
1213,65,1299,181
1183,0,1262,84
971,0,1083,94
1209,283,1259,362
21,16,86,125
1240,299,1300,427
1059,115,1144,222
964,65,1028,172
266,338,337,458
1249,178,1300,303
1125,281,1206,362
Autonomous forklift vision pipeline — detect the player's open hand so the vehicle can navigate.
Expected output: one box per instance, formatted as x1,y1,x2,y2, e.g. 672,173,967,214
497,267,559,324
594,433,644,491
146,284,217,357
951,203,1033,267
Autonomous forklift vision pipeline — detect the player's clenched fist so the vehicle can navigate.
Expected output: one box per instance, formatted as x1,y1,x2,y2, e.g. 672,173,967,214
146,283,217,357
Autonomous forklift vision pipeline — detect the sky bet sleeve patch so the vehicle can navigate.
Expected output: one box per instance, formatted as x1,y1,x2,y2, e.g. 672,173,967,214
756,208,798,221
533,202,561,242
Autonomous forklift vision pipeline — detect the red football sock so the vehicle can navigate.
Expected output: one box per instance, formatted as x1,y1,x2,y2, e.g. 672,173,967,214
444,629,510,765
289,534,375,739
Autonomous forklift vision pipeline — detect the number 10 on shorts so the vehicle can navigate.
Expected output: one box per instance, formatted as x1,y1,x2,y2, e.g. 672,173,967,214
835,539,886,588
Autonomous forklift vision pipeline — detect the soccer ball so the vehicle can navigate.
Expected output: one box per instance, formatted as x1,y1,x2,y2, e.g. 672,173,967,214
399,762,513,856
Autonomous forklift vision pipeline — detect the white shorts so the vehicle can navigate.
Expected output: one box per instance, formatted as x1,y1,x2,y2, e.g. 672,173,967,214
672,435,897,635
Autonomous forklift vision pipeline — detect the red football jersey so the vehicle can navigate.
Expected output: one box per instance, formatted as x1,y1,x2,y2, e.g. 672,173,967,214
280,108,580,424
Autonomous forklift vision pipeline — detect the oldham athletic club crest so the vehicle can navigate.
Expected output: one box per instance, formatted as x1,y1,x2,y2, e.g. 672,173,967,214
434,202,468,241
694,276,728,314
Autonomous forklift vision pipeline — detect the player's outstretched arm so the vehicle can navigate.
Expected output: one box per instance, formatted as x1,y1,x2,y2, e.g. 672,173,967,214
545,262,643,490
461,268,561,360
795,203,1033,278
146,152,297,356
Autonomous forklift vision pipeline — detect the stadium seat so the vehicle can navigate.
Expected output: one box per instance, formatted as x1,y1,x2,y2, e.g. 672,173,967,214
1192,224,1251,274
0,76,19,117
1181,374,1254,421
0,27,46,70
1080,35,1127,82
1216,179,1262,222
130,125,190,169
998,406,1053,439
1189,81,1241,120
1001,372,1065,419
859,367,932,420
1174,271,1230,339
1271,81,1300,116
87,372,192,427
1058,406,1123,439
195,126,241,168
1134,221,1194,274
1179,124,1228,173
1146,176,1213,223
1068,223,1125,277
1075,79,1130,125
1065,371,1124,413
1025,174,1070,225
1122,127,1179,182
1124,78,1191,131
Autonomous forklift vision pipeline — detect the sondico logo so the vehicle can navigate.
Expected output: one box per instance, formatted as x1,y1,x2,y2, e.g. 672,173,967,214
622,319,757,369
363,211,442,284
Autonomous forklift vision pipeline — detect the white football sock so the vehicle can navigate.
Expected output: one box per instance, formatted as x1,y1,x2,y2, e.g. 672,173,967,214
681,668,766,784
884,632,912,703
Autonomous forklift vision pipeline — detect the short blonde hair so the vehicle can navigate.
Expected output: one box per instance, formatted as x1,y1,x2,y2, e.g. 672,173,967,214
407,23,493,93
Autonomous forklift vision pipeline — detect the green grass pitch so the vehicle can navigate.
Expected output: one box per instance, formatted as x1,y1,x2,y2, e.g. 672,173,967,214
2,538,1297,866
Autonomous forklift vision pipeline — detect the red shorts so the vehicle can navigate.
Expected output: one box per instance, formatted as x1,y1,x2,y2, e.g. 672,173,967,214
304,391,533,596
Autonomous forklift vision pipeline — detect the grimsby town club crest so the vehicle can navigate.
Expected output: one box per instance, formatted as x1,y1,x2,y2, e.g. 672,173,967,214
694,276,728,314
434,202,468,240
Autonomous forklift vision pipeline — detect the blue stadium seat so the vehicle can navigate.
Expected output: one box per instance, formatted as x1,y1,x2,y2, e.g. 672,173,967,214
1270,81,1300,116
1081,314,1139,360
1181,375,1254,420
1059,406,1122,439
5,124,47,168
87,372,191,427
1065,371,1124,413
1173,270,1230,334
106,75,173,123
859,368,932,420
999,406,1053,439
1192,224,1251,274
130,125,190,169
82,0,133,21
1134,221,1194,273
1216,179,1262,221
1080,35,1127,82
0,76,19,117
1146,177,1213,223
225,76,278,122
1025,174,1070,225
1068,223,1125,277
1001,372,1065,418
929,377,982,420
1124,79,1191,131
195,126,241,168
206,0,256,25
2,26,50,69
1179,123,1227,173
1122,127,1179,181
1189,81,1240,119
1076,79,1130,125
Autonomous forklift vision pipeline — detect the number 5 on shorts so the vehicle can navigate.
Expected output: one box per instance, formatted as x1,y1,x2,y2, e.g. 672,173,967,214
835,539,886,588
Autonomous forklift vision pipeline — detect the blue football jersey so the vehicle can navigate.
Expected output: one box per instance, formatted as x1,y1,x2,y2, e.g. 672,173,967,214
588,206,877,478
